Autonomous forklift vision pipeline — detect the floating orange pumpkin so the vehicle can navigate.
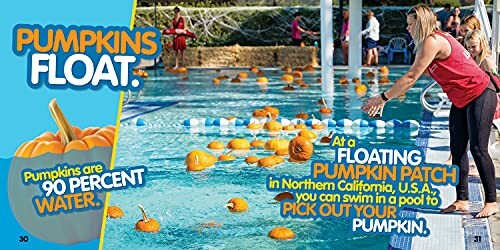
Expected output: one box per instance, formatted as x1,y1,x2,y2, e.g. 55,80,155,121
299,83,308,88
283,125,295,130
319,107,332,114
296,112,308,119
231,78,241,83
212,78,220,84
366,71,375,78
294,79,304,84
304,64,314,72
227,138,251,150
257,77,268,83
292,71,303,78
264,120,282,131
355,84,368,96
282,66,292,72
281,74,294,83
135,205,160,232
217,75,229,80
207,141,225,150
15,99,115,158
237,72,248,79
252,109,268,118
264,106,279,119
339,77,349,84
250,136,265,148
226,198,248,212
368,80,375,85
379,77,391,84
177,67,188,74
312,123,324,130
268,227,295,240
320,131,333,143
298,129,317,140
274,192,294,201
275,149,289,156
316,77,322,83
289,136,314,162
294,67,303,72
107,206,124,218
185,150,217,171
379,66,389,74
258,155,285,167
294,123,307,129
215,69,221,72
218,153,236,161
283,85,295,91
182,76,189,80
249,66,259,73
247,123,262,130
201,221,222,227
245,156,259,164
133,69,148,78
317,99,326,105
264,138,290,151
352,78,360,83
257,71,266,77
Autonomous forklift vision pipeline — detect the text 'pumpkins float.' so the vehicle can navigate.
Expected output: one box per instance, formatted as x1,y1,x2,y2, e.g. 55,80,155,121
8,99,114,244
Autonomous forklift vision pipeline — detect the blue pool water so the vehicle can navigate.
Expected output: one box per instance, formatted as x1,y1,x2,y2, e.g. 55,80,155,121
103,67,433,249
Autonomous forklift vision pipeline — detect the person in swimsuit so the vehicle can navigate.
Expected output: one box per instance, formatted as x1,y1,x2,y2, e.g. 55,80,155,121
446,7,461,37
362,5,498,218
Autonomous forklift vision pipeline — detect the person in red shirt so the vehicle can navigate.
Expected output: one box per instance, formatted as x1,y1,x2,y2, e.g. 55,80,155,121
291,12,317,46
362,5,498,218
172,7,187,69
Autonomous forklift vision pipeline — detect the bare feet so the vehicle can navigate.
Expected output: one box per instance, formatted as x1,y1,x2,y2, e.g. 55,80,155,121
440,200,469,213
476,202,499,218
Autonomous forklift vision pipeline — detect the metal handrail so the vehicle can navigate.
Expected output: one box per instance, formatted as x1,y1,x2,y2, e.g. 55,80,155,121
420,80,451,113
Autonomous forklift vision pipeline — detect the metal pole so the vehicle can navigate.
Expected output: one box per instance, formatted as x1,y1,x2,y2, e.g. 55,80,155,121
320,0,334,104
492,0,500,64
348,0,362,79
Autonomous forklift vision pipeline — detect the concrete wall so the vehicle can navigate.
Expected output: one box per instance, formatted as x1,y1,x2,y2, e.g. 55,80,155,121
162,45,319,67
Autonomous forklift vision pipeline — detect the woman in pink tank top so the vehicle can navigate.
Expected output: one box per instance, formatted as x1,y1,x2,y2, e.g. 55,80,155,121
362,5,498,218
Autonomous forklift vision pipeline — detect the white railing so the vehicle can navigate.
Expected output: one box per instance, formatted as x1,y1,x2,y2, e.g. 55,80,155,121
420,80,451,117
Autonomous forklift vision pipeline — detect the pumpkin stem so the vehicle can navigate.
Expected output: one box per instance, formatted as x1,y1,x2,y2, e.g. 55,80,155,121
322,98,326,107
195,155,199,165
312,114,316,120
328,131,333,138
268,112,272,121
224,202,234,208
138,204,149,222
228,149,233,156
49,99,77,144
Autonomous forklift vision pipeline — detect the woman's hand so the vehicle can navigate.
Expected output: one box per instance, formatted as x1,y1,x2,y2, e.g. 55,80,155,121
361,95,386,117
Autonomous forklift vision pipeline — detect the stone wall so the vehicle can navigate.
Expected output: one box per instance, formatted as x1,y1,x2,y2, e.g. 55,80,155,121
162,45,319,67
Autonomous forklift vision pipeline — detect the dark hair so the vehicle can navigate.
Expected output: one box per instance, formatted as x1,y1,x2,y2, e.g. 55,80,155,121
444,4,451,9
174,7,180,13
294,12,302,17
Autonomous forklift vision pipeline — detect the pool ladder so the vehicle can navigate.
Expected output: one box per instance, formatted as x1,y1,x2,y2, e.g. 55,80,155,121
123,90,143,104
420,80,451,117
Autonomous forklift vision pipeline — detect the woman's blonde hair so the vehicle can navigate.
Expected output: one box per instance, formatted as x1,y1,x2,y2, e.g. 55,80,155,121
461,15,481,31
464,29,491,65
407,4,437,52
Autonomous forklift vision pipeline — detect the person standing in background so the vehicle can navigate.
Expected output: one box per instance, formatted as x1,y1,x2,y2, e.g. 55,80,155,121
446,6,461,37
362,10,380,66
172,7,187,69
340,10,350,65
291,12,317,47
437,4,451,30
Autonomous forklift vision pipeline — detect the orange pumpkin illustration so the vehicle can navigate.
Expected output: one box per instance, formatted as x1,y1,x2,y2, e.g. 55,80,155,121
15,99,115,158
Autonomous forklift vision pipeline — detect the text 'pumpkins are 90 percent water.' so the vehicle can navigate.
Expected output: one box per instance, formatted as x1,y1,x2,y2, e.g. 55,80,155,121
8,99,115,244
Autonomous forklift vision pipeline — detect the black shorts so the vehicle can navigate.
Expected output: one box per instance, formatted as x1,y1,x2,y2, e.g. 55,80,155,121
367,38,378,49
292,38,302,47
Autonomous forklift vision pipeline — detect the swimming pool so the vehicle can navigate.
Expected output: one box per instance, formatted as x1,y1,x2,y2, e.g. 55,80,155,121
103,67,433,249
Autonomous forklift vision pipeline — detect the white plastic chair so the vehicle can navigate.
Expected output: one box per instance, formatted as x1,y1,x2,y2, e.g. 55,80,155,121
387,37,409,64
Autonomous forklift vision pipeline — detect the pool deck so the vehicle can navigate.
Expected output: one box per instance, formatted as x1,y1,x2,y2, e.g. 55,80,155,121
390,112,500,250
